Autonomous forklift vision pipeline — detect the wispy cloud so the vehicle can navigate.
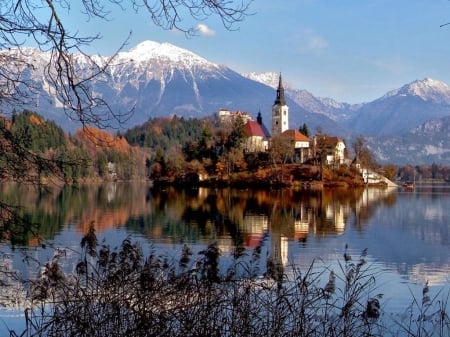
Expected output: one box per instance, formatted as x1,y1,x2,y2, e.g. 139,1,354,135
294,29,328,53
196,24,216,37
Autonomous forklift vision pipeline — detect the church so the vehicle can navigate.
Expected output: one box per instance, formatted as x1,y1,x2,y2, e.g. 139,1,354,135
219,73,312,163
242,73,311,163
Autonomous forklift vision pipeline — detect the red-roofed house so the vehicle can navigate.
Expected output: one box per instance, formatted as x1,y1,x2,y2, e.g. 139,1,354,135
242,111,271,153
280,129,310,163
243,120,267,153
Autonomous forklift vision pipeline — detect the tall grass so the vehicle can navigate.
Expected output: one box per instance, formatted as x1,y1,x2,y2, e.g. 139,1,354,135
7,225,450,337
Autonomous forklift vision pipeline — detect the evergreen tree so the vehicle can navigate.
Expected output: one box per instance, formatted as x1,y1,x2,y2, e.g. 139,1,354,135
226,116,245,150
299,123,310,137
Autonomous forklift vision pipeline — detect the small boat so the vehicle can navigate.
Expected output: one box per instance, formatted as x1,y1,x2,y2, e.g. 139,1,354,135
402,181,415,189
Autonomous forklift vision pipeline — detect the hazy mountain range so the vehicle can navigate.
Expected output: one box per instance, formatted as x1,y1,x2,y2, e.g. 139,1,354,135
4,41,450,165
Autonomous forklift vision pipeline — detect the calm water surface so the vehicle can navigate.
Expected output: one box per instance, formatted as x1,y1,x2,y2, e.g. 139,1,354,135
0,182,449,330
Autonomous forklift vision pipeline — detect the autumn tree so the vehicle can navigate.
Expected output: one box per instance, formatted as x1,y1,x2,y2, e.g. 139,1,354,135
218,147,247,178
382,164,397,182
270,136,292,166
268,135,292,184
181,123,219,177
352,135,377,170
352,135,366,162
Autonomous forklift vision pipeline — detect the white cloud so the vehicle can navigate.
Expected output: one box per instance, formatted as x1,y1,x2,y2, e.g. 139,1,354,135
294,29,328,52
196,24,216,37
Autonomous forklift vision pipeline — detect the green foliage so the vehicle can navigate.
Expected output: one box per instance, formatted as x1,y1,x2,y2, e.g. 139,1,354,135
226,116,245,150
299,123,310,137
103,150,136,180
10,110,66,153
127,116,220,181
57,147,91,183
96,153,109,177
187,131,216,163
124,116,207,151
0,110,70,182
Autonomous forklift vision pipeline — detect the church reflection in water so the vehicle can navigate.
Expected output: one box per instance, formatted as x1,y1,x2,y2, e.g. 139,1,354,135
203,186,396,282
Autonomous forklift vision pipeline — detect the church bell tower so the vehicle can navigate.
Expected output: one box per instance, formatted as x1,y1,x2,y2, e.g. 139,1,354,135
271,73,289,136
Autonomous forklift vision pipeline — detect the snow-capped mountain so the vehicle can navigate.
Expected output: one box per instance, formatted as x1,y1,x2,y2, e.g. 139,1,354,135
117,41,214,66
85,42,332,130
105,41,225,96
4,41,291,130
88,41,240,126
243,71,360,122
382,78,450,104
5,43,338,134
243,72,281,89
2,41,450,164
344,78,450,137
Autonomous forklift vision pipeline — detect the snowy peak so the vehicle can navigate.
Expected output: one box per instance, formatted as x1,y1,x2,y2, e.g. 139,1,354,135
243,72,280,89
382,78,450,104
243,71,299,90
116,40,215,68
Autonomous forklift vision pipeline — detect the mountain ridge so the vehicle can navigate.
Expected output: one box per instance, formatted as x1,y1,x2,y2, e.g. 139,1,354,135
2,40,450,164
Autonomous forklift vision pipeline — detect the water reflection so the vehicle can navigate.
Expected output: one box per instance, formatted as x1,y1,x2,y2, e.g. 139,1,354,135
0,183,449,310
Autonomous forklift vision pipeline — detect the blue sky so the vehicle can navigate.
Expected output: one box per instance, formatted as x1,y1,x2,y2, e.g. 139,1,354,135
64,1,450,103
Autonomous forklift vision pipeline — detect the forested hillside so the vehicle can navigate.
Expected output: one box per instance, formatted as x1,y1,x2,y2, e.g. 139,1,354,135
1,110,147,183
124,115,210,150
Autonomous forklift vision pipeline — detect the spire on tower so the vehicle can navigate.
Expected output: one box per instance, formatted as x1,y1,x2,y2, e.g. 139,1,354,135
274,73,286,106
257,110,262,125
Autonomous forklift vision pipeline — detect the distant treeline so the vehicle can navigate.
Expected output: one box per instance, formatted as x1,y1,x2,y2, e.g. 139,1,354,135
397,163,450,182
3,110,449,185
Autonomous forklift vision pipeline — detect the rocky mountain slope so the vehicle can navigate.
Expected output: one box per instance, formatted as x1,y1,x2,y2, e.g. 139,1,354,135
346,78,450,136
366,116,450,164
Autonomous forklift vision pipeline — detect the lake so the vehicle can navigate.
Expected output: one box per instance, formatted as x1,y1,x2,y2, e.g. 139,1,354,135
0,182,449,332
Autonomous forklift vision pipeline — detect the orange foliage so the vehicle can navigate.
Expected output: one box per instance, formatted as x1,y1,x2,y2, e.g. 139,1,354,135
74,127,133,154
29,114,44,125
152,126,162,135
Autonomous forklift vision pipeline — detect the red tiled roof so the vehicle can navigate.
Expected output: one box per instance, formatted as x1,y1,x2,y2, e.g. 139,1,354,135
281,129,310,142
244,121,265,137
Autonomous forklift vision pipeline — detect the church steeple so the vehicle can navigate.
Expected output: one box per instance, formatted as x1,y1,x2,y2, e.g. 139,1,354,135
274,73,286,106
271,73,289,136
257,111,263,125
